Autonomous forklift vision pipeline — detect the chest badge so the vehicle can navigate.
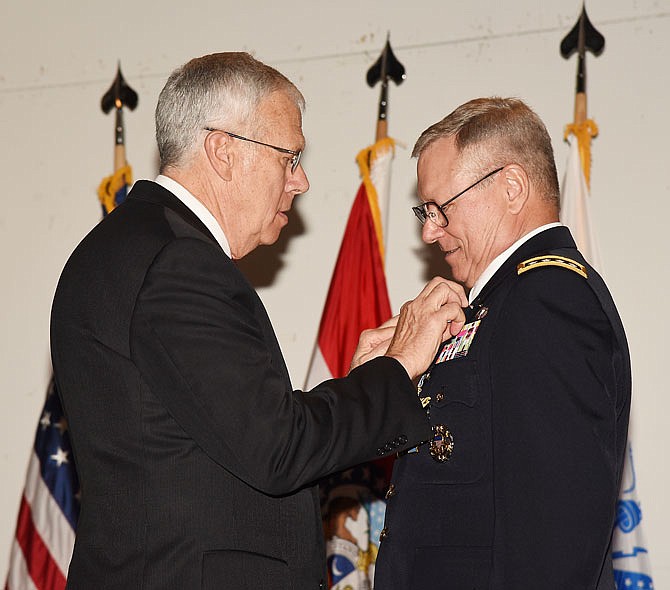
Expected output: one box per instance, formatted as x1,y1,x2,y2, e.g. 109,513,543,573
435,320,481,364
430,424,454,462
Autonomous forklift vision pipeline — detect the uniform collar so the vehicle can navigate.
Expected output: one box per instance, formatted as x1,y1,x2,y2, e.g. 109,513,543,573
469,224,577,307
468,222,563,304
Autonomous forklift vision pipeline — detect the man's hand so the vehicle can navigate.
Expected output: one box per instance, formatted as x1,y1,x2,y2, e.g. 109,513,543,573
349,278,467,379
350,316,399,371
386,277,467,379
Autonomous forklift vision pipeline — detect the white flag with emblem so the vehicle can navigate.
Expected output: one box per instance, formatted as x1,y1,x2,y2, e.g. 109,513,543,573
561,133,653,590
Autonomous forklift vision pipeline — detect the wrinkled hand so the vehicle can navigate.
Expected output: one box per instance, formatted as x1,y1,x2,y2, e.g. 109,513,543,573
349,278,467,378
350,316,399,371
385,277,467,380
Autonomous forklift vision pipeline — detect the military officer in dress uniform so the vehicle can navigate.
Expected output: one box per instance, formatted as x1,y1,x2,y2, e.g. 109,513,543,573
374,97,631,590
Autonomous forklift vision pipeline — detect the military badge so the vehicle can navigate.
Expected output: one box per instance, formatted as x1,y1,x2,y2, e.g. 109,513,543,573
429,424,454,462
435,320,481,363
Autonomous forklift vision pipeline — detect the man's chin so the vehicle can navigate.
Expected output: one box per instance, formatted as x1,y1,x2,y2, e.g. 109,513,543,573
444,265,469,290
260,225,284,247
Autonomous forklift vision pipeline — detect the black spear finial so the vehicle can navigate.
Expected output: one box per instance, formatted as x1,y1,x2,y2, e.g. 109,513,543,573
100,62,139,150
560,3,605,188
366,33,406,141
560,4,605,98
98,63,138,214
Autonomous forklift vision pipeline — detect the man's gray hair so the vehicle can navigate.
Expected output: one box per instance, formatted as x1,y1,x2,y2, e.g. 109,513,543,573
413,97,560,207
156,52,305,171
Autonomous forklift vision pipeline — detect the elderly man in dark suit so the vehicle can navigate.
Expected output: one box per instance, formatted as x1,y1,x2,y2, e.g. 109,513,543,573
374,97,631,590
50,52,468,590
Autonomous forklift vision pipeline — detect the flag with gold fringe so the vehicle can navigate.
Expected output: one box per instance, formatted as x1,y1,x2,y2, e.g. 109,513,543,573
561,121,654,590
560,10,653,584
305,137,395,590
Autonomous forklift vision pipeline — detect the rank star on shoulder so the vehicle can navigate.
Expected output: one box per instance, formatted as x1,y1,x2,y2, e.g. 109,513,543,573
50,447,70,467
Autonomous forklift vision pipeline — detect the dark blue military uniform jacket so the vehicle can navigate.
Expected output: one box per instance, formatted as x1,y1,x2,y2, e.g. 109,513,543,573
374,226,631,590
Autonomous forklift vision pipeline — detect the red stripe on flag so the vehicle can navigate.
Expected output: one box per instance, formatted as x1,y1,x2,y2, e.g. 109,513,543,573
317,181,391,379
15,495,67,590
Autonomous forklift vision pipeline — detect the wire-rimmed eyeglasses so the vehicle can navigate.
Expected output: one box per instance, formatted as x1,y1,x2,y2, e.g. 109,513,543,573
412,167,504,228
204,128,302,174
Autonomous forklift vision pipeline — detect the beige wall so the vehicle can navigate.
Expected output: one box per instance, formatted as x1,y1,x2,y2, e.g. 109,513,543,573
2,0,668,583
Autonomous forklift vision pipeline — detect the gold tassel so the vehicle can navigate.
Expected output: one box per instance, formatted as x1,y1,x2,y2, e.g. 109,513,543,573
97,164,133,215
356,137,395,264
564,119,598,189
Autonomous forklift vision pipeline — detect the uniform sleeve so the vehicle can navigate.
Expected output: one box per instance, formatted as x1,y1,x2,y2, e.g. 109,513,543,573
490,266,621,586
130,238,431,495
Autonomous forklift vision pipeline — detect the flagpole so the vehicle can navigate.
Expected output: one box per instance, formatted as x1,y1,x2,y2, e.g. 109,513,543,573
367,32,406,143
560,8,654,589
364,34,405,256
98,63,138,215
560,4,604,188
304,36,406,590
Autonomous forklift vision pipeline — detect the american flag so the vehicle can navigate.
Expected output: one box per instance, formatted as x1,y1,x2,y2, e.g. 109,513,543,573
6,378,79,590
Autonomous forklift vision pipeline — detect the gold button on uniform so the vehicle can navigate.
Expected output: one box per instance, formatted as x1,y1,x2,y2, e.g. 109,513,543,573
379,527,389,541
385,484,396,499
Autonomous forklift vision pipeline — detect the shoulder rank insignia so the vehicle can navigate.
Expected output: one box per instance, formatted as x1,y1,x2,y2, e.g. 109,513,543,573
517,255,587,279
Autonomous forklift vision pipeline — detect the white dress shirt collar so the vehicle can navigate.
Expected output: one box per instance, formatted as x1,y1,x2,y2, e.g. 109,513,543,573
468,222,563,304
154,175,232,258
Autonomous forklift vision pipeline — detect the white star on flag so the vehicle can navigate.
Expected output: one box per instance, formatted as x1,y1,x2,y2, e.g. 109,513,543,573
50,447,70,467
40,412,51,430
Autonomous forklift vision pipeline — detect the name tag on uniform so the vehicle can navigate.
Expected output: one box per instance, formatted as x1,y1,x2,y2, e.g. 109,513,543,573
435,320,481,363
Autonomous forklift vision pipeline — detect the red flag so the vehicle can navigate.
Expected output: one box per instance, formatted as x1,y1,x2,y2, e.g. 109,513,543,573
305,137,395,589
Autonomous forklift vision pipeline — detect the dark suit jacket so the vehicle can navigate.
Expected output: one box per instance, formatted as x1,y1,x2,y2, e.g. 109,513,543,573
50,180,431,589
374,226,631,590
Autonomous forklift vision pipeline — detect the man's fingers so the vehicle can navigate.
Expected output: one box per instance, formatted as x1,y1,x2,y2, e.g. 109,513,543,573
350,324,397,371
362,325,396,344
350,332,393,371
445,280,469,307
421,277,469,309
367,337,392,360
438,302,467,340
378,314,399,329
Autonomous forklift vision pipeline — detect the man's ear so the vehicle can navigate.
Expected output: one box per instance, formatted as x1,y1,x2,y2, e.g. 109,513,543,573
203,130,234,181
503,164,530,215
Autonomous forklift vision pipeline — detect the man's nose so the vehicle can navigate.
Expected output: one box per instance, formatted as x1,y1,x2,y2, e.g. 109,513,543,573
421,219,445,244
291,164,309,194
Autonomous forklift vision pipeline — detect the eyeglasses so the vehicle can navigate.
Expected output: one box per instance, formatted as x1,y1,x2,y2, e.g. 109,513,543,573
412,167,504,228
204,128,302,174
